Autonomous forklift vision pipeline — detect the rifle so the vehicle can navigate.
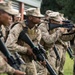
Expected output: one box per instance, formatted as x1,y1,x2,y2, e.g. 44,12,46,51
19,30,58,75
67,47,73,59
48,20,75,30
53,45,60,60
0,38,25,70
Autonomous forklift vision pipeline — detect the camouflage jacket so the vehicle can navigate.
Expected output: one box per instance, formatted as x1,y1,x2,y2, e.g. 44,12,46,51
5,21,41,54
38,22,63,48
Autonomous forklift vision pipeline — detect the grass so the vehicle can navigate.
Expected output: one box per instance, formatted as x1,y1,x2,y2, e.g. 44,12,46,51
64,53,74,75
0,74,7,75
0,53,74,75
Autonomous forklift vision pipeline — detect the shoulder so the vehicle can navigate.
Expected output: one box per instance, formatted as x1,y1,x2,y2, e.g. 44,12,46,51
39,22,47,28
9,21,26,35
11,21,26,31
38,22,48,33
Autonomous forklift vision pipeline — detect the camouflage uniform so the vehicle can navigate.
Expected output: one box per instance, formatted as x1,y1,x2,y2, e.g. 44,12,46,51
35,61,47,75
0,56,15,74
58,29,75,75
54,39,67,75
39,19,75,75
0,24,9,59
69,33,75,75
50,29,75,75
5,21,41,75
0,1,24,75
0,25,15,74
38,22,64,74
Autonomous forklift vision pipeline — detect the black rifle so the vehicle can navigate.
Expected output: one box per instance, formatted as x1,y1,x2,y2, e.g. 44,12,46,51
67,47,73,59
0,38,25,70
48,20,75,30
53,45,60,60
37,43,48,59
19,30,58,75
14,52,25,65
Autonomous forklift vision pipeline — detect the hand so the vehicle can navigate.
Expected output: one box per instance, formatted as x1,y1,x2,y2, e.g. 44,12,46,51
14,70,26,75
40,61,46,67
26,47,36,59
27,47,33,55
58,28,67,33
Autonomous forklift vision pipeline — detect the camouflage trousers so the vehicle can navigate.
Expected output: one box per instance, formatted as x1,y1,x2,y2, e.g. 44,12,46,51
55,44,66,75
47,44,66,75
47,47,58,75
21,60,38,75
35,61,47,75
18,53,39,75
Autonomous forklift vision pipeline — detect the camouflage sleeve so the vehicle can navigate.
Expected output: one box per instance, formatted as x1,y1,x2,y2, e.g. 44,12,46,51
60,30,75,41
5,23,27,53
0,56,15,74
61,34,75,41
38,23,62,44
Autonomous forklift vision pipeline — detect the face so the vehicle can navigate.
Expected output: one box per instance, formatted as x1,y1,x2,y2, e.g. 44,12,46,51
31,16,41,24
0,13,12,26
14,16,20,22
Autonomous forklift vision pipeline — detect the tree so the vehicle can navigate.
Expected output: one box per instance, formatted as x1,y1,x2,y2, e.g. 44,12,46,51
41,0,75,22
40,0,62,14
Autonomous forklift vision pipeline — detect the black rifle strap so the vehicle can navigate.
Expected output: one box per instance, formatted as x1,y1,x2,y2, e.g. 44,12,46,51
4,22,20,42
11,22,19,29
48,19,51,31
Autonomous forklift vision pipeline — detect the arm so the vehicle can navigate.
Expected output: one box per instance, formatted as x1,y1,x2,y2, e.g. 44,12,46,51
60,30,75,41
5,23,27,53
38,23,63,44
0,56,26,75
18,32,58,75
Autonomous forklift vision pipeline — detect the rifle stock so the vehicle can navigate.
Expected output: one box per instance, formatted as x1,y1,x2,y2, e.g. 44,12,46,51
19,30,58,75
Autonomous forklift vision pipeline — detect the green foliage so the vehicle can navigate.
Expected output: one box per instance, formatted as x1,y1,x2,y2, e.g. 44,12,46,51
0,74,7,75
41,0,75,22
40,0,62,14
62,0,75,22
